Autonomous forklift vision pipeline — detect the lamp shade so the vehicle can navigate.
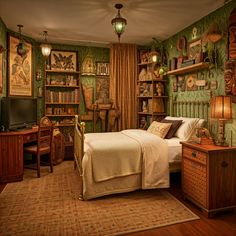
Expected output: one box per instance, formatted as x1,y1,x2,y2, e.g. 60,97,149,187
210,95,232,120
40,43,52,57
40,31,52,57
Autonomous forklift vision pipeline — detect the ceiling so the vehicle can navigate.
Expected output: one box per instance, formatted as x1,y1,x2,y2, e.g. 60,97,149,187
0,0,227,47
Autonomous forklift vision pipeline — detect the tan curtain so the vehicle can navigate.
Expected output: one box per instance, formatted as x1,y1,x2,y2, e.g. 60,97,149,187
110,43,137,130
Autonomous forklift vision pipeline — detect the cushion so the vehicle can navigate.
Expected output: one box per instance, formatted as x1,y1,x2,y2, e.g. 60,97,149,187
164,116,205,141
147,121,172,139
160,119,183,139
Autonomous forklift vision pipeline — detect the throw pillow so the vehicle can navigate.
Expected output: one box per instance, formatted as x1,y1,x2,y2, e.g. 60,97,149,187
161,119,183,139
147,121,172,139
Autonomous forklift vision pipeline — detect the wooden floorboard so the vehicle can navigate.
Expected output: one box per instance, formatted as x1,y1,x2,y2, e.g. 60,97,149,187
0,172,235,236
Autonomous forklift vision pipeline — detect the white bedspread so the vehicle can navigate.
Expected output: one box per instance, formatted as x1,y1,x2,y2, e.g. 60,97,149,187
84,129,169,189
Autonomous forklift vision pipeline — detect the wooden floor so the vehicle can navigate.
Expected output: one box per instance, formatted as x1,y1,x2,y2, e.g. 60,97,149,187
0,172,235,236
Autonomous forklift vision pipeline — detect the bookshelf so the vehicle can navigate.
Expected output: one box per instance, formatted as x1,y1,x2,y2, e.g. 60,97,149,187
44,69,80,159
137,56,168,129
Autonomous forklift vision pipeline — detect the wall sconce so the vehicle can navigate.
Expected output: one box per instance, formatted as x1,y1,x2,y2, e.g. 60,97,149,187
40,31,52,57
210,95,232,146
16,24,27,57
111,3,127,41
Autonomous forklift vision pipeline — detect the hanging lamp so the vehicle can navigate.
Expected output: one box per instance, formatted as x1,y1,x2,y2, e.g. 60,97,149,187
40,31,52,57
16,24,27,57
111,3,127,41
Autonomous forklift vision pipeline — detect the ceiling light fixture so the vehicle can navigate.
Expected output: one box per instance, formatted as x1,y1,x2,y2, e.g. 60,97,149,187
111,3,127,41
40,31,52,57
16,24,27,57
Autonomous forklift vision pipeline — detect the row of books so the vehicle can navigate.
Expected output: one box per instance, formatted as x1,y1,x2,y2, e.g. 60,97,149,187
45,89,79,103
46,106,77,115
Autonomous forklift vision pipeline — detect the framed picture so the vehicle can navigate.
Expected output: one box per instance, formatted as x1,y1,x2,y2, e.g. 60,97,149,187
186,73,197,91
0,54,2,95
188,39,202,64
96,62,109,76
8,35,32,96
50,50,77,71
96,76,109,103
177,76,185,92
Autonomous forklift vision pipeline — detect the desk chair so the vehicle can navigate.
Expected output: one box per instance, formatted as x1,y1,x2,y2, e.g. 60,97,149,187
24,116,53,177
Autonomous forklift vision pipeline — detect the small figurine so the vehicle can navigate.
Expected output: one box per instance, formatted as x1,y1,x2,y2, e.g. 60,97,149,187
156,82,164,96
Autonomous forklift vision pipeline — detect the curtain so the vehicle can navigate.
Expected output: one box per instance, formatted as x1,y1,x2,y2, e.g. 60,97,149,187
110,43,137,130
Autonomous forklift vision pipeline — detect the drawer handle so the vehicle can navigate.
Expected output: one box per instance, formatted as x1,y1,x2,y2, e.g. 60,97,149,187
221,161,228,168
192,152,197,158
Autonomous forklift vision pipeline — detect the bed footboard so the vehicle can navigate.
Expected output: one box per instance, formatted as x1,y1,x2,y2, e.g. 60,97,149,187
74,115,85,200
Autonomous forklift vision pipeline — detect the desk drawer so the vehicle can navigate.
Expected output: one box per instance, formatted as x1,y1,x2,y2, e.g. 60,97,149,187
23,133,37,143
183,146,207,165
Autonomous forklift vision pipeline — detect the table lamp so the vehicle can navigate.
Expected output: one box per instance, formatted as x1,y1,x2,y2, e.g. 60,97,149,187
210,95,232,146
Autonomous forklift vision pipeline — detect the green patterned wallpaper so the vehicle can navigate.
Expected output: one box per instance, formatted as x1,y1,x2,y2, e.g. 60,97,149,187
0,18,7,98
35,43,109,132
164,1,236,145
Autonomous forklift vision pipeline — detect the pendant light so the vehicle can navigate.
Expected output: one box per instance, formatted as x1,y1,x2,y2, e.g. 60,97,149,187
16,24,27,57
40,31,52,57
111,4,127,41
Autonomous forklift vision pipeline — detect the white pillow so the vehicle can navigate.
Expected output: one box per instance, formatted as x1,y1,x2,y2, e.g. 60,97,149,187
165,116,205,140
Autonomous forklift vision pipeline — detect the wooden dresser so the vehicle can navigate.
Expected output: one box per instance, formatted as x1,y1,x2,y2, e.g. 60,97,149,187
181,141,236,217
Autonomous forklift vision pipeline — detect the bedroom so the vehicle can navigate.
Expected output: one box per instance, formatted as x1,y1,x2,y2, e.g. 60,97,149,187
0,0,236,235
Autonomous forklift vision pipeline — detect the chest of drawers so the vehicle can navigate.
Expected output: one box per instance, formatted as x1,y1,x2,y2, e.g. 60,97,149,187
181,142,236,217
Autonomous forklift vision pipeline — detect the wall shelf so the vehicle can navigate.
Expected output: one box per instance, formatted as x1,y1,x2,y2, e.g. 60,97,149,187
167,62,209,76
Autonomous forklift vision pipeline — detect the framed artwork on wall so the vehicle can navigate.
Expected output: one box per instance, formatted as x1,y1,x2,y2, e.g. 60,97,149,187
188,39,202,64
8,35,32,97
50,50,77,71
96,62,109,76
186,73,197,91
0,53,2,95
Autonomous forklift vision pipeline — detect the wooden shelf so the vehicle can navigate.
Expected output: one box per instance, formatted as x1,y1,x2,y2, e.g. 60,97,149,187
45,102,80,105
45,85,79,88
46,114,76,117
46,69,80,74
137,96,152,98
137,79,167,83
167,62,209,75
153,96,169,98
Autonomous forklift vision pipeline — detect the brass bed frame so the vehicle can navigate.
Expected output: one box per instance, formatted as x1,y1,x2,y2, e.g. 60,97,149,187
74,98,210,199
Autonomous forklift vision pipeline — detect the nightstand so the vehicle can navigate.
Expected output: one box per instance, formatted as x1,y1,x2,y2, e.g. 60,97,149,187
181,141,236,218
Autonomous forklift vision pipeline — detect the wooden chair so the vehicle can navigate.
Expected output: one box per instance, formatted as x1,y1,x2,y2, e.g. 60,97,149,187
24,116,53,178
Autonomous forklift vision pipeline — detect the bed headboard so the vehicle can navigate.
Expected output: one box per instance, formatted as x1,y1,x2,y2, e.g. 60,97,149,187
170,96,210,128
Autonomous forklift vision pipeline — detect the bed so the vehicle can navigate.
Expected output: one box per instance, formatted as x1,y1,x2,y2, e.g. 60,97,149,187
74,99,209,200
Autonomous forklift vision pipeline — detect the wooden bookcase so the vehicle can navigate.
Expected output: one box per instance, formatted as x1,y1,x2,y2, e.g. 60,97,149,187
44,69,80,159
137,59,168,129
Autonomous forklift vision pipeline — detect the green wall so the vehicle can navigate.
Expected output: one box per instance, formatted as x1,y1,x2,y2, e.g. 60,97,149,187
0,18,7,98
165,1,236,145
0,19,109,132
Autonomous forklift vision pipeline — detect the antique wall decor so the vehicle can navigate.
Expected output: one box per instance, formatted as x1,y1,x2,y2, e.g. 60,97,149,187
0,53,2,95
186,73,197,91
8,35,32,96
188,39,202,64
81,51,96,75
50,50,77,71
96,62,109,76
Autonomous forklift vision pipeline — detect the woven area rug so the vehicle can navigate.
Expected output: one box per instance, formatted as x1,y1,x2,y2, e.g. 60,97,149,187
0,161,199,236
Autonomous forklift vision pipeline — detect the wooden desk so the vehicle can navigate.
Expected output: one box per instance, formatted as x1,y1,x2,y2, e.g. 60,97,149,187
0,128,38,183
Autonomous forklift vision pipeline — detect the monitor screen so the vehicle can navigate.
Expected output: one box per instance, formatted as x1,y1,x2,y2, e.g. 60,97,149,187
1,97,37,131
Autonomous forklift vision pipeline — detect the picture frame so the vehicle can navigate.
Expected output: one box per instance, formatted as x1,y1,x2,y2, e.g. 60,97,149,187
8,35,32,97
0,53,2,95
188,39,202,64
186,73,197,91
50,50,77,71
96,62,109,76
